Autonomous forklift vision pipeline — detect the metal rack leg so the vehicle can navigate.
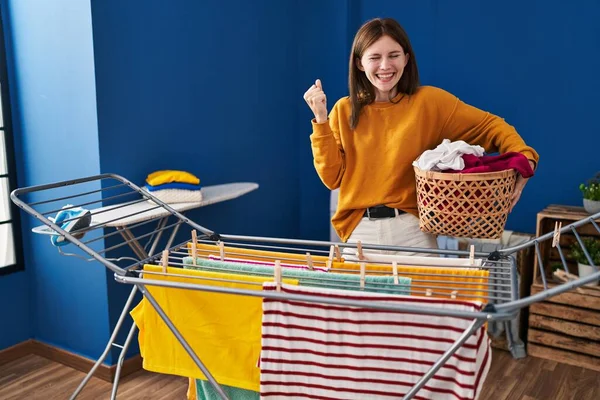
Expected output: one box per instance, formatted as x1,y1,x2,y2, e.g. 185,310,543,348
140,284,230,400
403,318,486,400
70,285,138,400
110,322,138,400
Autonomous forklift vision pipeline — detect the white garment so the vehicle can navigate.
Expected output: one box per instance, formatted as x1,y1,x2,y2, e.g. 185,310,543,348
413,139,485,171
344,212,438,258
260,283,492,400
143,186,203,203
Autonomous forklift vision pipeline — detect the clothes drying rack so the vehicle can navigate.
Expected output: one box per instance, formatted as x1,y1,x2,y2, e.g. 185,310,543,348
10,173,600,400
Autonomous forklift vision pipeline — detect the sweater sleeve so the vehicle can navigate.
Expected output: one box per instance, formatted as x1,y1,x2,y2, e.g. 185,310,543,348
309,102,346,190
440,93,539,168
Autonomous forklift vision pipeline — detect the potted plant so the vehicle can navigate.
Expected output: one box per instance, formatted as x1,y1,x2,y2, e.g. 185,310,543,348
579,172,600,215
570,237,600,286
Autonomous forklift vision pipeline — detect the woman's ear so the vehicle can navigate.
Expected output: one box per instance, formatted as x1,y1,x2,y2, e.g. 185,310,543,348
404,53,410,67
356,57,365,71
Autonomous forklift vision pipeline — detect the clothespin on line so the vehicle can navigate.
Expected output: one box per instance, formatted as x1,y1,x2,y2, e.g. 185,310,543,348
425,288,433,297
451,290,458,299
162,250,169,273
218,240,225,261
392,261,399,285
334,245,342,262
191,230,198,266
306,252,314,271
469,245,475,266
326,245,334,269
274,260,282,292
357,241,364,261
359,262,366,290
552,221,562,248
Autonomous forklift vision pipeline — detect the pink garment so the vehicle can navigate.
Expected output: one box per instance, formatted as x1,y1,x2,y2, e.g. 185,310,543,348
448,152,534,178
260,283,491,400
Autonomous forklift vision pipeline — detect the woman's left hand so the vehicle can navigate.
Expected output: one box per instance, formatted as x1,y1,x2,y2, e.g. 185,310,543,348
509,160,536,212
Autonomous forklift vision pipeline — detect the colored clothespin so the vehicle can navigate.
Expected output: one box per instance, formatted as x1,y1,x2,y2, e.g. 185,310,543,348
218,240,225,261
326,245,334,269
469,245,475,266
306,252,314,271
552,221,562,248
274,260,282,292
357,241,364,261
334,245,342,262
162,250,169,273
392,261,399,285
191,230,198,266
360,262,366,290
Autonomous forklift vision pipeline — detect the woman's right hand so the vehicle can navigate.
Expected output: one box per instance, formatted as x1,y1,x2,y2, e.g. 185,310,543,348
303,79,328,123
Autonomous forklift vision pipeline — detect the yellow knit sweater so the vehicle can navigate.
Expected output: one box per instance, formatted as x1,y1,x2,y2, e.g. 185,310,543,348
310,85,539,242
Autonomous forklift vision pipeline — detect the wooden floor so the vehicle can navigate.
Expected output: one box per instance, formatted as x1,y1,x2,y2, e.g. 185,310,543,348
0,350,599,399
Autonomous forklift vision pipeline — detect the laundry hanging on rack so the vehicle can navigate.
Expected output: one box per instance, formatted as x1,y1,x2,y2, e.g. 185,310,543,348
207,254,330,272
186,242,341,267
130,264,299,392
332,262,490,303
183,257,412,295
260,283,491,400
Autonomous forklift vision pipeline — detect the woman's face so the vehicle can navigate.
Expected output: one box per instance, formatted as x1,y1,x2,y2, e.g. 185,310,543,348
358,35,409,102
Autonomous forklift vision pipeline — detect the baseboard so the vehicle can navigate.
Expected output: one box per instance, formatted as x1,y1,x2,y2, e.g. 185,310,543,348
0,340,142,382
0,339,36,367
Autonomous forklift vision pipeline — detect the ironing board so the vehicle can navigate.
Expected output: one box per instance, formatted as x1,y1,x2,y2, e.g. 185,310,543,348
32,182,259,260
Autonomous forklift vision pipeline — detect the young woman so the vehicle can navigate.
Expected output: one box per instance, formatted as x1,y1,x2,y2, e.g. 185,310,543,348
304,17,538,254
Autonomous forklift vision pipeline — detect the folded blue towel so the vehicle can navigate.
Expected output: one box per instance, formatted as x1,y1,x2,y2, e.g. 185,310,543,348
145,182,202,191
182,257,411,295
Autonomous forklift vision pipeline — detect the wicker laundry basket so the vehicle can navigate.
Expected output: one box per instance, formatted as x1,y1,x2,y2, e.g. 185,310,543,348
414,166,517,239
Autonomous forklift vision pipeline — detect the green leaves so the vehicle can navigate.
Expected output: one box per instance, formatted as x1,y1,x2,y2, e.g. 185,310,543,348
570,237,600,265
580,172,600,201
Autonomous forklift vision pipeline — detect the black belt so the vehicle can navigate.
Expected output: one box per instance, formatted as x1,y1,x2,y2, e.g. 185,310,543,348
363,205,406,219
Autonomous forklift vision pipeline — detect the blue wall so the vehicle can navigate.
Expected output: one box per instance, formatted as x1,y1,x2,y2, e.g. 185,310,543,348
357,0,600,233
2,0,112,362
2,0,599,364
0,0,30,351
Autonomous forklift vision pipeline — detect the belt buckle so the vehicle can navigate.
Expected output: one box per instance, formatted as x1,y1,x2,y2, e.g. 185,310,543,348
366,207,377,221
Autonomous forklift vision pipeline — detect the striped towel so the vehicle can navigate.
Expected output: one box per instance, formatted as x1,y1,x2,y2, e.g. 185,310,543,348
260,283,491,400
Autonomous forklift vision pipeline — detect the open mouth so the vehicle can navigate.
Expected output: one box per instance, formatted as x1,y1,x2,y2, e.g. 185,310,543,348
376,72,396,83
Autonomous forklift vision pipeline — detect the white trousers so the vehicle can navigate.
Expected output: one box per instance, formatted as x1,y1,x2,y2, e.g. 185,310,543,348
344,212,438,258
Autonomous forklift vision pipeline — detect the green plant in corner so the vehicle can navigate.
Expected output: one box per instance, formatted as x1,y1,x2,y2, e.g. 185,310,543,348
579,172,600,201
570,237,600,266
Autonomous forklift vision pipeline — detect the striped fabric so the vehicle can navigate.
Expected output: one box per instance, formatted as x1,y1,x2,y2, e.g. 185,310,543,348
260,283,491,400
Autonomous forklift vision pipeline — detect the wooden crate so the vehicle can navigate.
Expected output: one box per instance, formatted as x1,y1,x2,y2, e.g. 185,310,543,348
528,205,600,371
533,204,600,282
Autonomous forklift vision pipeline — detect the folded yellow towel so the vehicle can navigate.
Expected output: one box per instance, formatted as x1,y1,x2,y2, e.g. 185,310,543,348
146,170,200,186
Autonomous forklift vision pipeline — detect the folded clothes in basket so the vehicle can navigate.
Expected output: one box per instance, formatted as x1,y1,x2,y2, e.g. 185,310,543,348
48,204,92,246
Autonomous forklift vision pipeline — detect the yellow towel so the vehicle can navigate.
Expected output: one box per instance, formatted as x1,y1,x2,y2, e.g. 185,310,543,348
187,242,343,267
332,262,489,303
146,170,200,186
130,265,298,391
